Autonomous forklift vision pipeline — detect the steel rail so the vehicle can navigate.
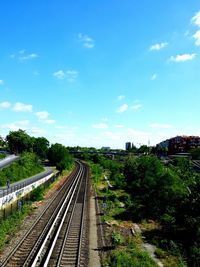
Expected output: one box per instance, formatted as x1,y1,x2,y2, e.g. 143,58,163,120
43,164,86,267
76,164,88,267
30,163,84,267
54,163,88,267
0,162,80,267
192,160,200,168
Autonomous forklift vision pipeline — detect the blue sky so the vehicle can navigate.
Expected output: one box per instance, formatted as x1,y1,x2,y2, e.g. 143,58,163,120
0,0,200,149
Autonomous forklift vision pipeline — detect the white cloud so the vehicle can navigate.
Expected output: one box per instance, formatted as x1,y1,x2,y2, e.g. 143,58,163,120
35,111,56,124
53,70,65,80
102,117,109,122
150,42,168,51
193,30,200,46
117,95,125,101
115,125,124,128
117,104,128,113
103,131,122,141
1,123,24,131
0,101,11,108
102,128,150,147
54,125,79,130
131,104,142,110
19,53,39,61
84,42,94,49
44,119,56,124
149,123,173,129
13,102,32,112
78,33,95,48
35,111,49,120
0,80,4,85
127,128,150,139
169,53,196,62
55,125,67,129
45,125,177,149
19,49,25,54
92,123,108,129
1,120,29,131
17,120,30,126
10,50,39,61
27,127,46,135
53,69,78,82
66,70,79,82
191,11,200,27
151,73,157,80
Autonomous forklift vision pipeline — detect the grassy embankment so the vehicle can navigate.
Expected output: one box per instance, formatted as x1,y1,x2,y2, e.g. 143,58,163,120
0,154,6,160
0,152,44,186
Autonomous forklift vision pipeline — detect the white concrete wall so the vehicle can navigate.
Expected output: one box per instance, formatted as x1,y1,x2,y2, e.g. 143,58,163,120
0,173,54,209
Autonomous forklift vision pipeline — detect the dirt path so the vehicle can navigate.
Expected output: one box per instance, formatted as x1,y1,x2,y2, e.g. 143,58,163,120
88,186,101,267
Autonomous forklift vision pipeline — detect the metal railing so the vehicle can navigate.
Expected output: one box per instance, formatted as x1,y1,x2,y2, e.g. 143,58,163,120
0,169,55,198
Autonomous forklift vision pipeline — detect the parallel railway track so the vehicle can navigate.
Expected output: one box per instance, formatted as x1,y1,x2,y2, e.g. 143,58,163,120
0,161,89,267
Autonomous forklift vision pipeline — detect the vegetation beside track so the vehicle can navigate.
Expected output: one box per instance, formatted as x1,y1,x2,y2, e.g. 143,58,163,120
89,161,158,267
89,154,194,267
0,204,31,251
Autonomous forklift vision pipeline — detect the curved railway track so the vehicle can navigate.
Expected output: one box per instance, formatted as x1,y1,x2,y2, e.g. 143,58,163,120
0,161,89,267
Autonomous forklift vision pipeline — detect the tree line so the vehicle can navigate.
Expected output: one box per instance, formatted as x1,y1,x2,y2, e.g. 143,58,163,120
0,129,73,172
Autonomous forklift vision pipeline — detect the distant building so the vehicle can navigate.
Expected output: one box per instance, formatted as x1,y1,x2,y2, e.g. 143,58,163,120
125,142,132,151
157,135,200,154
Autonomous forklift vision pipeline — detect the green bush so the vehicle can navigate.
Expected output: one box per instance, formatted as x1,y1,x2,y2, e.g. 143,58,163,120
189,243,200,266
155,247,167,258
0,204,31,250
106,248,157,267
30,186,44,201
111,230,124,246
90,163,103,184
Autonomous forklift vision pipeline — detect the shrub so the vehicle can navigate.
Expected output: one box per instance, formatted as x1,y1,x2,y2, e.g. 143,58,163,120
30,186,44,201
111,230,124,246
106,248,157,267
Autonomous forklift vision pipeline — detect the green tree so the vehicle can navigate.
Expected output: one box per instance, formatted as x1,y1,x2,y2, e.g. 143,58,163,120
124,155,200,266
138,145,150,154
124,155,188,219
33,137,49,159
0,136,6,148
48,143,73,171
6,129,33,154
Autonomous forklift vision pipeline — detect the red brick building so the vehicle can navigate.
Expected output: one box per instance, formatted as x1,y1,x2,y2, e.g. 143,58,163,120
158,136,200,154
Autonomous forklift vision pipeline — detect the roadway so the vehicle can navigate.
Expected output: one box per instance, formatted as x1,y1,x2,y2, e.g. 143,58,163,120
0,154,19,169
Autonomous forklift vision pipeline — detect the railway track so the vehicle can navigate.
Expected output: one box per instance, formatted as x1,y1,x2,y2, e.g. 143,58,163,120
0,161,89,267
192,160,200,169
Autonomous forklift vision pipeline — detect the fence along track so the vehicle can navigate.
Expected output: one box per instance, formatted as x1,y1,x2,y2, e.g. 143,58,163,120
0,162,82,267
